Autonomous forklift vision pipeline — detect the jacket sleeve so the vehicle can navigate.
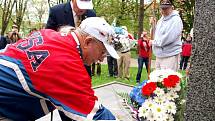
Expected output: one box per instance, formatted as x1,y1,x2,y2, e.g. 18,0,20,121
152,16,183,47
85,9,96,17
0,36,7,49
46,7,58,31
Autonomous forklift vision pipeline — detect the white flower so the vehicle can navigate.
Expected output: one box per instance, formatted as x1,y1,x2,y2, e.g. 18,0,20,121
166,91,179,101
149,69,182,83
138,106,149,118
142,99,155,110
164,101,177,114
166,114,174,121
149,70,164,83
154,87,165,96
146,111,157,121
151,103,167,120
154,113,168,121
154,96,165,104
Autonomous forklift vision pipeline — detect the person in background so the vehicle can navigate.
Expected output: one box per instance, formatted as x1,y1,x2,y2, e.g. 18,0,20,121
0,36,8,50
107,51,118,78
46,0,96,79
91,62,101,76
180,34,192,70
117,26,136,80
149,0,183,71
136,32,150,83
27,28,37,37
46,0,96,31
0,17,118,121
7,24,21,44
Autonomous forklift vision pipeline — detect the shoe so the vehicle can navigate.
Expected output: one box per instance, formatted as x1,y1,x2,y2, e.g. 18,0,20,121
114,75,118,78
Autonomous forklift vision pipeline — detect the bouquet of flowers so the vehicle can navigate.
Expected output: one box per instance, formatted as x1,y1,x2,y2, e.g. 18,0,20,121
129,69,186,121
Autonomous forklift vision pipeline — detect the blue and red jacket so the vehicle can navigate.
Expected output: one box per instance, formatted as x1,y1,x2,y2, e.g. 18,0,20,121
0,29,115,120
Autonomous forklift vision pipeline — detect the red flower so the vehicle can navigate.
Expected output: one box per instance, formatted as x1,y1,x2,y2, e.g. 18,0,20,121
163,75,180,88
142,82,157,96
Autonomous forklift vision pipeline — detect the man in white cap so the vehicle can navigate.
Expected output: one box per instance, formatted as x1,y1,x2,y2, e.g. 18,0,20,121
0,17,118,120
149,0,183,71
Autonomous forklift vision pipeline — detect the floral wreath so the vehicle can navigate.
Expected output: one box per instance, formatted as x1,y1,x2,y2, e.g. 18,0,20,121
129,69,186,121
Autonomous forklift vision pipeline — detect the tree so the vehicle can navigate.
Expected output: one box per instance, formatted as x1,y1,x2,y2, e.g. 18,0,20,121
32,0,47,28
173,0,195,34
138,0,144,38
0,0,16,35
12,0,28,31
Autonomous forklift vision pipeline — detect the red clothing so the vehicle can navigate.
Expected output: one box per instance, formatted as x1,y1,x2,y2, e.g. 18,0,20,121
138,39,150,58
3,29,97,115
182,42,192,56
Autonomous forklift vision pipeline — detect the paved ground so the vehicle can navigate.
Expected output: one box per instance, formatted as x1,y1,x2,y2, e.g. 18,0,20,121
36,82,135,121
94,82,135,121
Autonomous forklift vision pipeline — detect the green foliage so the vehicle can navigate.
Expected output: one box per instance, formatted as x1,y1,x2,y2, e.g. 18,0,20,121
174,75,187,121
174,0,195,34
92,64,148,87
93,0,154,37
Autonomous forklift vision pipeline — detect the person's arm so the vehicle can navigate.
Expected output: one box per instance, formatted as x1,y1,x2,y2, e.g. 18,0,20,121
46,7,58,31
152,16,183,47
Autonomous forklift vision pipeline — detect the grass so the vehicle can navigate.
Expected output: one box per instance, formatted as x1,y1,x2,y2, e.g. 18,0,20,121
92,64,149,87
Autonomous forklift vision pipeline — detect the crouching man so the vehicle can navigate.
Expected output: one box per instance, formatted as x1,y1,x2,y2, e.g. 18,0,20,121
0,17,119,121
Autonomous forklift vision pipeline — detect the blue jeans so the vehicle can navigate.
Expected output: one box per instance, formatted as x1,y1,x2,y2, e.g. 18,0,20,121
136,57,149,82
180,56,190,70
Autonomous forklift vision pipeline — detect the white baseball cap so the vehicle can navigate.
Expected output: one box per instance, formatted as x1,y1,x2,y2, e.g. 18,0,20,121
76,0,93,9
80,17,119,59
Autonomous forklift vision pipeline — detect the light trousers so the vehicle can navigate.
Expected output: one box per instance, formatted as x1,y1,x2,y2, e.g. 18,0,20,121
155,54,180,71
118,51,131,78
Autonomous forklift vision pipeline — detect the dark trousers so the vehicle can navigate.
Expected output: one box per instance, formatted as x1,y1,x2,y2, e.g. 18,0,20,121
85,64,92,77
107,56,118,77
180,56,190,70
136,57,149,82
92,63,101,76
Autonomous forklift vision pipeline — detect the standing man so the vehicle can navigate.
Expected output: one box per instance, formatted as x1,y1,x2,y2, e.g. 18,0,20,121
149,0,183,71
0,17,118,121
46,0,96,78
46,0,96,31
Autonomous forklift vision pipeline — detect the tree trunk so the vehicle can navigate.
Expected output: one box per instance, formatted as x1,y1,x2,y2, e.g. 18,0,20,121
138,0,144,39
1,0,16,35
185,0,215,120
